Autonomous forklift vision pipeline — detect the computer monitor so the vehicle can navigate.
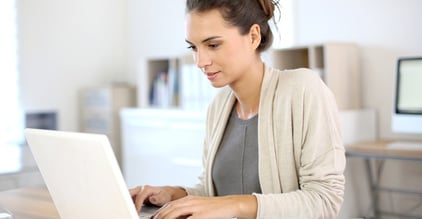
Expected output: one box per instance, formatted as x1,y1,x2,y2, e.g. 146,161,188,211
391,57,422,134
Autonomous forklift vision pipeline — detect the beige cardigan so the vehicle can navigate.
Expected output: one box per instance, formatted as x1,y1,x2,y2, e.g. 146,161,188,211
185,65,346,219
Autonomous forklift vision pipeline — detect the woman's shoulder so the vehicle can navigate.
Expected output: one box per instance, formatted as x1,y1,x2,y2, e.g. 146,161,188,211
269,66,321,82
265,65,325,90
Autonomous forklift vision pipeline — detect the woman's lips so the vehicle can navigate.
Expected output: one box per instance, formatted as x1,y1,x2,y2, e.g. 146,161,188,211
206,71,219,81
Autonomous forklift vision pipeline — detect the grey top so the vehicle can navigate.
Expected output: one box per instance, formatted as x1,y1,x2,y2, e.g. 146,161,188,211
212,107,261,196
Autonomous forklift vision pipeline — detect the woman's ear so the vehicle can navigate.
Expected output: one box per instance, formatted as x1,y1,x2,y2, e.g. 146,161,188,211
249,24,261,49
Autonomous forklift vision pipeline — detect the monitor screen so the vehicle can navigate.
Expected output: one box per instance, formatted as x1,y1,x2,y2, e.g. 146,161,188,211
392,57,422,134
395,58,422,114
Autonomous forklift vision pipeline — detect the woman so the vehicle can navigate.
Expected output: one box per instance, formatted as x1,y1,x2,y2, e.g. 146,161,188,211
130,0,346,218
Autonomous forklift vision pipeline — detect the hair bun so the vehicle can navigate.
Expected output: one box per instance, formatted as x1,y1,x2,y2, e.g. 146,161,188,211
258,0,276,19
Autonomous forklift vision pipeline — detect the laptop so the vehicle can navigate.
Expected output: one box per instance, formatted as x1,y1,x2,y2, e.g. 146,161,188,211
24,128,158,219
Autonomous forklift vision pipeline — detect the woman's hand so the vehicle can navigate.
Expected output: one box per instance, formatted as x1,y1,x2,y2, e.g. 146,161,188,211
152,194,257,219
129,185,187,213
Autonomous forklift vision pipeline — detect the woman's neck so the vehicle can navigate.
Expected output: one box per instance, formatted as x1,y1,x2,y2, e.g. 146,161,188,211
231,61,264,120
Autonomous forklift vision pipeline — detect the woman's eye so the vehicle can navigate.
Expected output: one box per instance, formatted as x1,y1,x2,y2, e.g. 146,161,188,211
187,45,197,52
209,43,219,49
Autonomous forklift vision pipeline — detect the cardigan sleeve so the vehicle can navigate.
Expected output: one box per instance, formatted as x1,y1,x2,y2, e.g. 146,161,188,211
254,69,346,219
254,149,345,219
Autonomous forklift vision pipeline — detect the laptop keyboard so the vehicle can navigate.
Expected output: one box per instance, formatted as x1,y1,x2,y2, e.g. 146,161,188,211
139,213,153,219
138,205,158,219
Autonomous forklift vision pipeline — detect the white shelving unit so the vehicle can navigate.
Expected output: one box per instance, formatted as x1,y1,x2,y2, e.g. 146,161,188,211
79,84,136,165
143,54,219,111
272,42,361,110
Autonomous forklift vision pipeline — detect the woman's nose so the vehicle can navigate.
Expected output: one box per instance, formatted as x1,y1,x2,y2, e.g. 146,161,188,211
195,50,211,70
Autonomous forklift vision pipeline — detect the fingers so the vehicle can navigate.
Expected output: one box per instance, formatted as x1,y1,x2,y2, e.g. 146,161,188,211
153,197,194,219
152,195,240,219
129,186,142,197
133,185,169,212
148,190,169,206
128,185,150,212
129,185,176,213
134,186,149,212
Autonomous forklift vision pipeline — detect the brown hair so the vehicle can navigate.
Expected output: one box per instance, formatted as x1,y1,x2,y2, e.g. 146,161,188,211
186,0,279,52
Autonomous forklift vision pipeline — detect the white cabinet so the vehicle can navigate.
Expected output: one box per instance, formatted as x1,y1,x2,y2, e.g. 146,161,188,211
120,108,205,188
79,84,136,165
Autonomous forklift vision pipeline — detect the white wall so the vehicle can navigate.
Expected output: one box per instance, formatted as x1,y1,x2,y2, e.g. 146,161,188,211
294,0,422,140
17,0,129,131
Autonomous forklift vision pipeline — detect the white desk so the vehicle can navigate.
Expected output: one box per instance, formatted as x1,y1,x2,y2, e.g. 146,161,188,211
0,144,43,191
0,187,59,219
346,140,422,219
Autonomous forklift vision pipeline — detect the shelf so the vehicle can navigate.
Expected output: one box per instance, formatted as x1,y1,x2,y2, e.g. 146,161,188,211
79,84,136,165
272,42,361,110
145,54,219,111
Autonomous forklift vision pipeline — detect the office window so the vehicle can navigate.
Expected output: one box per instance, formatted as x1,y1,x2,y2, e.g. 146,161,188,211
0,0,23,146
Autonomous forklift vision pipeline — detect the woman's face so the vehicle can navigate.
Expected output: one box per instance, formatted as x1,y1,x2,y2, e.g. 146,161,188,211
185,9,259,88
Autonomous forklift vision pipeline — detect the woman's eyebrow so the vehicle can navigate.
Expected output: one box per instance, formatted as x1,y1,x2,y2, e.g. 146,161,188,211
185,36,223,45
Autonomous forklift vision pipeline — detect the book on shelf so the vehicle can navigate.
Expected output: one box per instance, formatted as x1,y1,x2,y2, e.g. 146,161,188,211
180,63,219,111
149,59,179,108
146,56,219,110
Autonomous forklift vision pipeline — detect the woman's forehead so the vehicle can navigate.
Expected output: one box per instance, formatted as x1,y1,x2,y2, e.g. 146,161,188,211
185,9,239,43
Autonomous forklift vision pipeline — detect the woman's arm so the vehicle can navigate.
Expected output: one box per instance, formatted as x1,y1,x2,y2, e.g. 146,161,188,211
151,194,258,219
